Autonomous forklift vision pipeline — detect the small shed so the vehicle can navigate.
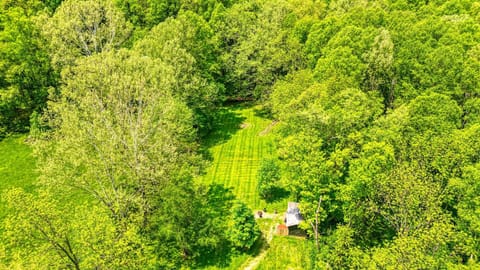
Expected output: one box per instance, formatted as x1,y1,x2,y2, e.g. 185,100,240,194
285,202,304,227
276,223,288,236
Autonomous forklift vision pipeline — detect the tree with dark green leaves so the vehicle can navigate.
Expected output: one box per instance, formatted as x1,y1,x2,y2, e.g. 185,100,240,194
114,0,181,29
227,201,260,251
1,0,480,268
211,0,303,99
0,1,57,136
257,159,281,201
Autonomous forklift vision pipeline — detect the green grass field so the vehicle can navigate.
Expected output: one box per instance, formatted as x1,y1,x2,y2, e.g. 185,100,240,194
256,236,315,270
199,104,315,270
1,105,311,270
0,136,37,221
200,103,277,209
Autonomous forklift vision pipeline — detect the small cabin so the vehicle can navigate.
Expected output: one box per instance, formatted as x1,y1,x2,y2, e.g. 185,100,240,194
285,202,303,227
276,202,305,236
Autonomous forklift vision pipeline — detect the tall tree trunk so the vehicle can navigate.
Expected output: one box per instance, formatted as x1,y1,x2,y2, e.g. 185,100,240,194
309,195,322,249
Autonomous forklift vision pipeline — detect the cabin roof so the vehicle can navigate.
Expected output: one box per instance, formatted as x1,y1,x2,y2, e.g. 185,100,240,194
285,202,303,227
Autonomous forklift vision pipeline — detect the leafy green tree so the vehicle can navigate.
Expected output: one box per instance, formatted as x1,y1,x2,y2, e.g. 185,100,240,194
278,132,335,231
1,49,201,268
316,225,369,269
341,141,397,245
42,0,63,11
180,0,234,20
40,49,198,227
461,45,480,126
270,69,315,121
190,184,236,264
376,165,445,236
1,0,45,13
304,15,343,67
212,0,303,99
406,92,462,136
447,163,480,261
151,182,236,268
134,11,222,130
227,201,260,251
371,220,456,269
389,14,444,101
1,188,153,269
365,28,395,111
274,79,383,235
43,0,131,69
425,43,465,98
257,159,281,201
114,0,180,29
314,46,366,88
0,3,57,135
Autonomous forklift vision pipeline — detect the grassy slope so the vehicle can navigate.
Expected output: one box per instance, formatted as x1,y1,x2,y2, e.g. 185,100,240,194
0,136,37,221
199,104,313,270
200,103,276,209
256,236,314,270
0,105,312,269
198,103,277,270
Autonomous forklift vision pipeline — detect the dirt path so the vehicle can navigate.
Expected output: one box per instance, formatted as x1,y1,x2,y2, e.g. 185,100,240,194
242,224,275,270
258,120,278,136
241,214,278,270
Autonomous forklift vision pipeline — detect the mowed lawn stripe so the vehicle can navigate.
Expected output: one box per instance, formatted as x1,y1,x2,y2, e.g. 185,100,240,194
236,114,249,201
226,133,237,187
250,111,260,207
199,104,276,209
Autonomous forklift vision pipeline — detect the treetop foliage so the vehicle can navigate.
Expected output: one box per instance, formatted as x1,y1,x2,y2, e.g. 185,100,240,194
1,0,480,268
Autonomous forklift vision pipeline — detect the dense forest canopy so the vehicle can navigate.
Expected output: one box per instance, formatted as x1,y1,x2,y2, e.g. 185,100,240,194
1,0,480,269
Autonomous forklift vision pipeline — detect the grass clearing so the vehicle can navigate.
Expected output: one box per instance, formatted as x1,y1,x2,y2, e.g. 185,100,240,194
200,103,277,209
0,105,305,270
256,236,315,270
198,103,312,270
198,103,288,270
0,136,37,221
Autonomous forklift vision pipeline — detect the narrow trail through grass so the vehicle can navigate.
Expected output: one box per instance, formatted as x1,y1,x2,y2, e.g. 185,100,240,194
241,217,277,270
200,103,276,209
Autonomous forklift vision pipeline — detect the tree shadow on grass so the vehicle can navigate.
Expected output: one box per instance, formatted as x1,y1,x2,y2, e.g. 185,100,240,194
263,187,290,204
195,233,266,269
193,184,264,269
243,229,268,257
199,104,248,162
194,243,235,268
253,104,273,120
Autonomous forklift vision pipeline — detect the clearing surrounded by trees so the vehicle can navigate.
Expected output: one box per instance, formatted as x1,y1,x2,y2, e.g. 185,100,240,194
199,104,276,209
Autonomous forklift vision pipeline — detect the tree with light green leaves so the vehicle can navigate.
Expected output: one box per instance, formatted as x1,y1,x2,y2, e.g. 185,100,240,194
43,0,131,69
365,28,395,111
1,49,199,268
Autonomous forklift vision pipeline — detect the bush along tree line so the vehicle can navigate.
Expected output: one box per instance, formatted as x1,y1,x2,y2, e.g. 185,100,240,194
0,0,479,269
